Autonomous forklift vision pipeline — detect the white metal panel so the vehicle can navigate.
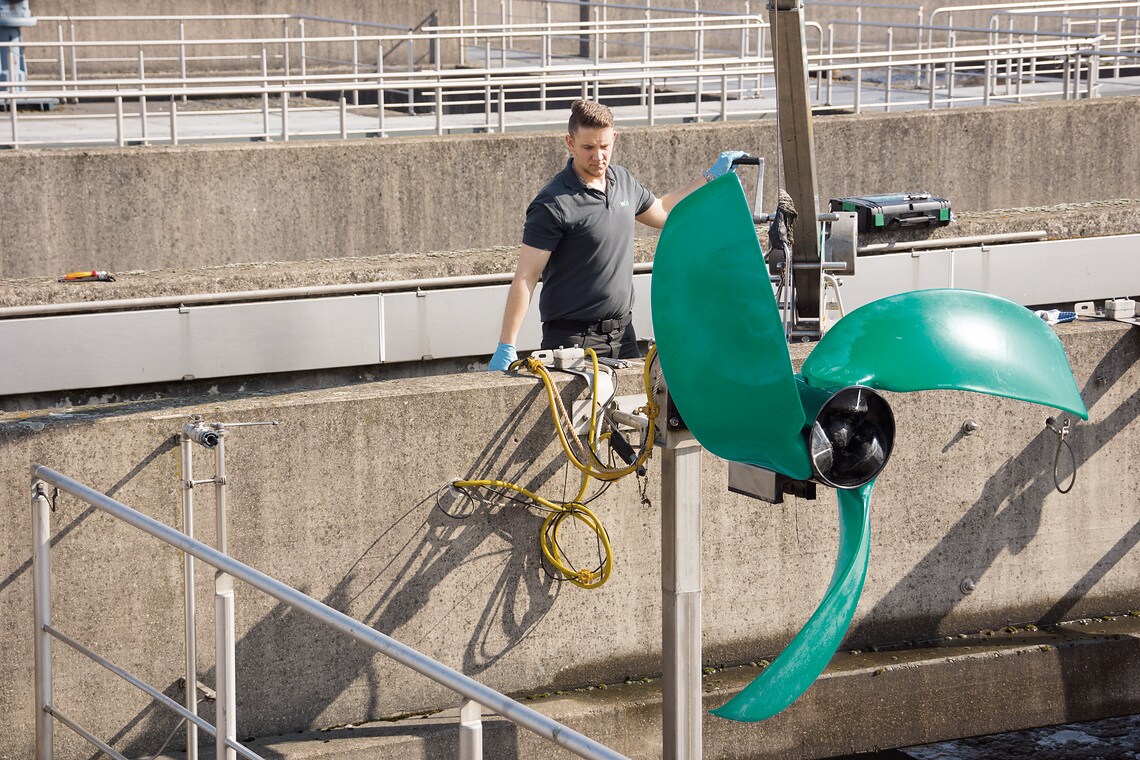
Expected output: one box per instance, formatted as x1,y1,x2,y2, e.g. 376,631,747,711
2,237,1134,396
836,234,1140,311
0,309,189,395
381,284,542,363
632,273,654,341
950,236,1140,305
381,274,654,363
185,296,381,378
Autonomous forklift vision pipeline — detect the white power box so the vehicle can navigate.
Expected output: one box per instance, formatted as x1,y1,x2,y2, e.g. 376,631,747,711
1105,298,1136,320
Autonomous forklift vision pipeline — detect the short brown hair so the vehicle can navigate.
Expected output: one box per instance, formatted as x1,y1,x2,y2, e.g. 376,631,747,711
568,99,614,133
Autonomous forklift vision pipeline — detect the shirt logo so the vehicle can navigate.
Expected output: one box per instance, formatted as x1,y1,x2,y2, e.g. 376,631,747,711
620,199,629,208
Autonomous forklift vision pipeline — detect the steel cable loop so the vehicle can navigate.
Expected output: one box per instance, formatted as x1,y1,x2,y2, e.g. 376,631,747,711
1054,434,1077,494
452,346,660,587
1045,416,1078,494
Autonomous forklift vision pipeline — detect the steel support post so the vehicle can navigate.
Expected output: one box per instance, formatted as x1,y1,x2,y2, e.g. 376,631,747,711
215,573,237,760
769,0,822,324
180,434,199,760
214,433,228,555
661,433,703,760
459,698,483,760
213,430,236,760
32,480,53,760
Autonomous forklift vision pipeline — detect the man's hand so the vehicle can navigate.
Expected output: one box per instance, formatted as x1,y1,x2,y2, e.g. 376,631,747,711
704,151,750,182
488,342,518,371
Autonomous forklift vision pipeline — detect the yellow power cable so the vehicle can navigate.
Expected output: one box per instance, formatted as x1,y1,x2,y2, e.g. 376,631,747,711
527,347,658,481
450,478,612,589
454,345,659,588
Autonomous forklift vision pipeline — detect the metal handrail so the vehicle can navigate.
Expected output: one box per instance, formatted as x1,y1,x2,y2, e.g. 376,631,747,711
3,7,1132,149
30,465,627,760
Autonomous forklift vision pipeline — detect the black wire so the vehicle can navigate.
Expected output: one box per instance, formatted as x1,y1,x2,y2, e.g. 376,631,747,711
452,474,613,582
543,505,607,581
144,717,187,760
558,504,608,576
435,485,476,520
1054,436,1077,494
581,478,612,505
450,483,561,514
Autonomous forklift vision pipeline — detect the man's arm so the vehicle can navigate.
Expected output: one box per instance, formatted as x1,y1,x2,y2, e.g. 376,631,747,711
635,175,707,229
634,150,749,229
489,244,551,370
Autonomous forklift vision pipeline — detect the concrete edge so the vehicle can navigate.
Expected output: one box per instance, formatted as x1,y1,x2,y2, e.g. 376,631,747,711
206,615,1140,760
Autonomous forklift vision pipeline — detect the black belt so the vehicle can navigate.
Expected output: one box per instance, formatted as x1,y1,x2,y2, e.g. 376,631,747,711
544,312,632,334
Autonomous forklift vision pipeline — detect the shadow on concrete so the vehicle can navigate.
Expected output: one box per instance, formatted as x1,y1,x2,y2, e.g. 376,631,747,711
111,381,587,757
843,329,1139,729
342,381,579,674
849,330,1138,646
244,716,528,759
0,434,178,597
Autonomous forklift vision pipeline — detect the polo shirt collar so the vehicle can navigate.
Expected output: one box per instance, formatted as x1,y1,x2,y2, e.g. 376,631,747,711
560,158,613,192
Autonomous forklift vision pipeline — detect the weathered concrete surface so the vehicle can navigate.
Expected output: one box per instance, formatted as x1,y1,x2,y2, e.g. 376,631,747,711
169,615,1140,759
1,198,1138,309
0,320,1136,758
1,98,1137,278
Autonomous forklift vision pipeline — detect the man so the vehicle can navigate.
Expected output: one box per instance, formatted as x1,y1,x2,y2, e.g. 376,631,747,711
488,99,745,370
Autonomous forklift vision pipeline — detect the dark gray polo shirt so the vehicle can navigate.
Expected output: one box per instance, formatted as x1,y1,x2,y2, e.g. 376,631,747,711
523,159,655,323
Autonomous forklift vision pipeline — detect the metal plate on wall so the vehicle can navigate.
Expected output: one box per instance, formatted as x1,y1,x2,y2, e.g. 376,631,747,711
0,295,382,395
185,296,381,378
0,309,189,394
838,234,1140,311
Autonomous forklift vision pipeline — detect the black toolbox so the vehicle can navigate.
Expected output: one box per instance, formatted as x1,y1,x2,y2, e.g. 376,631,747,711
829,193,951,233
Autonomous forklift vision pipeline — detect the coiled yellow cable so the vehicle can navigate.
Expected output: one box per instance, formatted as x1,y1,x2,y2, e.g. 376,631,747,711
453,345,658,588
449,478,612,589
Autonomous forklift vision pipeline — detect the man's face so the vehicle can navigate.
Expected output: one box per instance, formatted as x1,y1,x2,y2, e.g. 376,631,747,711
566,126,615,181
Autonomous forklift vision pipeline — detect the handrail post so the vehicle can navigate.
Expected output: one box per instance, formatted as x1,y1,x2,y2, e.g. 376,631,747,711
7,47,17,148
215,572,237,760
32,479,54,760
179,21,187,103
261,47,270,140
215,431,229,554
459,698,483,760
213,430,237,760
28,464,630,760
180,431,200,760
281,90,290,141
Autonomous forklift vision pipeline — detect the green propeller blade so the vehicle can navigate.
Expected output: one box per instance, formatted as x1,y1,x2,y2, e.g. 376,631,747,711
651,173,812,479
650,175,1090,726
801,289,1089,420
711,481,874,722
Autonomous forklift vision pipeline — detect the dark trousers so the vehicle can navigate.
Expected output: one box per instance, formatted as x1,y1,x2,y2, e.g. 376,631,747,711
541,313,641,359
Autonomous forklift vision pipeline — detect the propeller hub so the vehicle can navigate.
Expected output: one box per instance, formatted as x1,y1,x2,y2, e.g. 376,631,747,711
807,386,895,489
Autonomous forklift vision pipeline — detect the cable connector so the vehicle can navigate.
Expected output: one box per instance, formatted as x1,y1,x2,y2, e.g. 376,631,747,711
529,346,587,371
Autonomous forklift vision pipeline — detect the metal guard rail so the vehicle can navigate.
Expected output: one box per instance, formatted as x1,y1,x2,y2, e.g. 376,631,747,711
29,464,627,760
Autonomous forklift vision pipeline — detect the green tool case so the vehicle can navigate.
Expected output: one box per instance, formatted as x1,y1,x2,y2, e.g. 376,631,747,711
829,192,952,233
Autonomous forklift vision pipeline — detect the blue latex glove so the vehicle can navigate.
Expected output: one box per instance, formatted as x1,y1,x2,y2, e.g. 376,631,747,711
488,342,517,371
704,150,749,182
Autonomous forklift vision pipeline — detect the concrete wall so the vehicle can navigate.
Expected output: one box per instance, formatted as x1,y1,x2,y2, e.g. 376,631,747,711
0,320,1136,758
2,97,1139,280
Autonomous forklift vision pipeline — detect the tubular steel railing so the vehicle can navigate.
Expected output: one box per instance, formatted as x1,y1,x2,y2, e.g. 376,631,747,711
30,464,627,760
1,4,1137,149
